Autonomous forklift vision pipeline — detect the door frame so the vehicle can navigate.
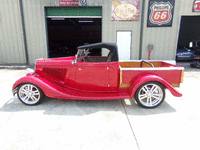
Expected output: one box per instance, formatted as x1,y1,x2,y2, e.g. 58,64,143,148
44,6,103,58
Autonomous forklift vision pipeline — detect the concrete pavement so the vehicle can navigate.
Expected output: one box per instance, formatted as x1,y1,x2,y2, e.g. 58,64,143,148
0,62,200,150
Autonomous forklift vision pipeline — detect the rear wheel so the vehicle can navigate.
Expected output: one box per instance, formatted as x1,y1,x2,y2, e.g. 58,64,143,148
17,83,44,106
190,63,195,68
135,82,165,108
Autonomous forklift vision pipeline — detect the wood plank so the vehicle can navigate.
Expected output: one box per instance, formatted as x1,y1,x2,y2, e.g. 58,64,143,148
119,61,161,68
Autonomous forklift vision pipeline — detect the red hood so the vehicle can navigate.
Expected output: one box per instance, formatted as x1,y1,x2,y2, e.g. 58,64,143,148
35,56,76,77
35,56,75,67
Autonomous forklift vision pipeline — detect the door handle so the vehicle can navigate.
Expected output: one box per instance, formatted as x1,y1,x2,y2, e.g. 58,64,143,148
79,68,83,71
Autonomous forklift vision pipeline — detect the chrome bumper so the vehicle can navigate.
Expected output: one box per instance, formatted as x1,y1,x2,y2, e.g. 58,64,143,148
12,87,18,96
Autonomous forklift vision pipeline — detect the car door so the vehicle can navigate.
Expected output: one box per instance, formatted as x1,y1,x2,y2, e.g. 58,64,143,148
75,61,110,92
108,61,120,92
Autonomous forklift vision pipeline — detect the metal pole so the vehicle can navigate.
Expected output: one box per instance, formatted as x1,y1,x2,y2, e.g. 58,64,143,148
139,0,145,60
19,0,29,64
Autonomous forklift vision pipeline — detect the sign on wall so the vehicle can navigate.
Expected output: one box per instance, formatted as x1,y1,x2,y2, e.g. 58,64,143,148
59,0,86,6
111,1,140,21
193,0,200,12
147,0,175,27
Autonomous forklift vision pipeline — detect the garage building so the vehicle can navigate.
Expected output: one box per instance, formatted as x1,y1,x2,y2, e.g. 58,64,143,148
0,0,200,64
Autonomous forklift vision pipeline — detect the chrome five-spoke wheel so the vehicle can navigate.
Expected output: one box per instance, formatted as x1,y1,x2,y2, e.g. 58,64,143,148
17,83,44,105
135,82,165,108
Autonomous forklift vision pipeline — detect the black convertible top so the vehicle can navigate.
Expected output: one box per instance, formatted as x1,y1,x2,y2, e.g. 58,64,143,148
77,42,119,61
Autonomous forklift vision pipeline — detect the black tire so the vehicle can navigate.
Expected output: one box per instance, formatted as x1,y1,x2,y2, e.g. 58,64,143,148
17,83,44,106
190,63,195,68
134,82,165,108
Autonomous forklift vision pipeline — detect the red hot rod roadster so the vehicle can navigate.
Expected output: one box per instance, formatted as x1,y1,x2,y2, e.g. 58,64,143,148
12,43,184,108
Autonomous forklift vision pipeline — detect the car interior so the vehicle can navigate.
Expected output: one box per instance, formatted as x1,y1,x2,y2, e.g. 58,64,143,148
76,48,112,62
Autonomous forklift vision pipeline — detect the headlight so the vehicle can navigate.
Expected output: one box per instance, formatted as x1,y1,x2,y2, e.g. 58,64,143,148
26,68,34,74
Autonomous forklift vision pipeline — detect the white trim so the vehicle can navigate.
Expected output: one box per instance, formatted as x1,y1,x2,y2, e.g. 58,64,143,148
119,60,184,71
119,60,176,65
120,67,184,71
181,14,200,16
47,16,102,18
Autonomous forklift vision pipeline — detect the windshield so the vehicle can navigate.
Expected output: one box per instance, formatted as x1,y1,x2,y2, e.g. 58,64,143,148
75,48,112,63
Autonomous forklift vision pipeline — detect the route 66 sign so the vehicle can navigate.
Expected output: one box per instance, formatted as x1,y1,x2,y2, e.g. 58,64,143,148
147,0,175,27
193,0,200,11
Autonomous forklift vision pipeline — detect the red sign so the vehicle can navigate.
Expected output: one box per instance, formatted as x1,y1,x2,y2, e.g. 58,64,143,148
149,2,173,26
193,1,200,11
151,10,169,23
59,0,86,6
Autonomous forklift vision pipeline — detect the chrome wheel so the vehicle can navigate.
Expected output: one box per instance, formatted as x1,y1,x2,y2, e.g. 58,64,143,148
18,84,43,105
135,82,165,108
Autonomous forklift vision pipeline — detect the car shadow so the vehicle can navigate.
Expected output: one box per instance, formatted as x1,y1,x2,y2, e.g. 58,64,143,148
121,98,176,116
0,96,176,116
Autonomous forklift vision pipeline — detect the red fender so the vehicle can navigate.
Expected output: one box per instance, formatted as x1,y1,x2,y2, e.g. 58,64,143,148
12,74,72,99
129,74,182,98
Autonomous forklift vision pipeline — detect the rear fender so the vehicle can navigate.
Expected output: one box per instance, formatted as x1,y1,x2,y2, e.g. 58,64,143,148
12,75,71,99
129,74,182,98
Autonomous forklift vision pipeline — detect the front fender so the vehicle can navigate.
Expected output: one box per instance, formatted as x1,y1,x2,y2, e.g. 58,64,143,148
129,74,182,98
12,74,71,99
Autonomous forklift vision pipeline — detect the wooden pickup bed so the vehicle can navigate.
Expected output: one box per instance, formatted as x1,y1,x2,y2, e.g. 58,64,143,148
119,61,179,68
119,61,184,88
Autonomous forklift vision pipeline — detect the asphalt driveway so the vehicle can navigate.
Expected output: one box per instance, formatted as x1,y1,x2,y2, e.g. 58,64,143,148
0,62,199,150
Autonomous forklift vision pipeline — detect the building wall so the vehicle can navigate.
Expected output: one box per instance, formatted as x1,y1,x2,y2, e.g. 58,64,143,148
0,0,26,64
21,0,52,64
101,0,141,59
21,0,142,64
1,0,200,64
141,0,200,60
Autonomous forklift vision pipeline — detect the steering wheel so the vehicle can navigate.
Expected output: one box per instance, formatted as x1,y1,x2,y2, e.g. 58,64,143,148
140,60,154,67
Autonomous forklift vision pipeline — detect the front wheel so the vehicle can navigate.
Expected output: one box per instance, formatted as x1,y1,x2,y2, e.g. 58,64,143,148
17,83,44,106
135,82,165,108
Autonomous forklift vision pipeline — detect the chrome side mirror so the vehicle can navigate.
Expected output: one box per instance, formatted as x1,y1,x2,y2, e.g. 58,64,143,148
72,57,77,65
